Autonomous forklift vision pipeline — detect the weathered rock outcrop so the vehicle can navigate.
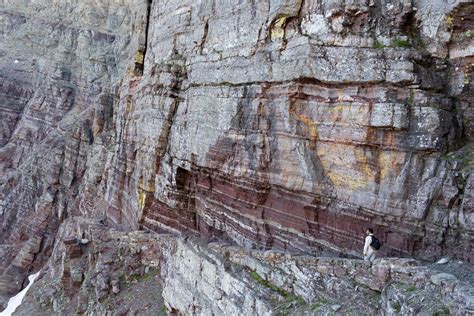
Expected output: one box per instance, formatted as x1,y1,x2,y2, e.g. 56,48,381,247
16,218,474,315
162,237,474,315
110,0,474,262
16,217,165,315
0,0,150,306
0,0,473,312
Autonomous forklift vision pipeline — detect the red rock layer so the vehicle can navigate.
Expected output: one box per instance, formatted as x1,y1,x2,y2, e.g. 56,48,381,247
139,81,472,262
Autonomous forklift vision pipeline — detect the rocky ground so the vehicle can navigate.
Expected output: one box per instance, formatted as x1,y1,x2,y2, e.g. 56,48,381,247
16,218,166,315
10,217,474,315
429,260,474,286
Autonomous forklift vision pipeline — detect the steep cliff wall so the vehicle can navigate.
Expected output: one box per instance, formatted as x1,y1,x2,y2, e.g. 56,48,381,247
0,0,473,309
108,0,473,261
0,0,150,305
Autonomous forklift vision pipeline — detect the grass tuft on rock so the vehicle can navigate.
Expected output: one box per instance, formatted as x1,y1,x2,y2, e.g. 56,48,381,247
372,39,412,49
248,269,305,305
373,41,386,49
392,39,411,48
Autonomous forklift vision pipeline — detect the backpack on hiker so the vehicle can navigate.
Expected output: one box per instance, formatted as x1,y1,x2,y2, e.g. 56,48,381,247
370,235,382,250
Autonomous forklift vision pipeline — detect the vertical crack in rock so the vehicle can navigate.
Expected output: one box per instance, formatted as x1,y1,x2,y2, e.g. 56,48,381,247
141,0,153,74
133,0,153,77
139,58,188,230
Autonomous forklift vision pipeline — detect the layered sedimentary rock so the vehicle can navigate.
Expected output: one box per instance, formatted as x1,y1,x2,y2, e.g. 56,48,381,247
162,236,474,315
0,0,150,306
0,0,473,310
16,218,474,315
116,0,473,262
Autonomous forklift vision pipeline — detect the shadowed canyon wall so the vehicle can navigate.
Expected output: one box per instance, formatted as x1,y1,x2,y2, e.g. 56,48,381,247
0,0,473,307
0,0,150,304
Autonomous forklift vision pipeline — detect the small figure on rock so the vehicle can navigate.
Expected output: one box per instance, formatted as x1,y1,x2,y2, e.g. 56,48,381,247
363,228,381,262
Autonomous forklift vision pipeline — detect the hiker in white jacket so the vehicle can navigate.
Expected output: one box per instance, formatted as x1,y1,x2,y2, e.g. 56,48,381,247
363,228,377,262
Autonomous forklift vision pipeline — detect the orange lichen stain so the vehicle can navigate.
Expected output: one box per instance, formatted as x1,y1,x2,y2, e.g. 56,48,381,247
316,144,368,190
379,150,405,181
355,148,405,187
290,108,319,150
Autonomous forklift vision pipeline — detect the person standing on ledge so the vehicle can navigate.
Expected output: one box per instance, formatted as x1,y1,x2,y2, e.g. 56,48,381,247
363,228,379,262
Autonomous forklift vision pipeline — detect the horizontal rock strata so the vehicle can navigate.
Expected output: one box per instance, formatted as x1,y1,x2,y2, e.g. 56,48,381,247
127,0,473,262
0,0,150,306
1,0,473,309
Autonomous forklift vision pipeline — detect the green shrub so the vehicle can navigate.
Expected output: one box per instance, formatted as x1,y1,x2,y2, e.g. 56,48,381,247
392,39,411,48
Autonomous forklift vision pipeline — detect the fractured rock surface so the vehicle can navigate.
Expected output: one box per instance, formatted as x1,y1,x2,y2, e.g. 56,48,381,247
0,0,473,312
121,0,474,263
0,0,150,306
16,217,165,315
15,218,474,315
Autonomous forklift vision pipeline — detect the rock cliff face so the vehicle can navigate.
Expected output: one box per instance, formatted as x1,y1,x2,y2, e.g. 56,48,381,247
0,0,473,312
0,0,150,305
108,0,473,261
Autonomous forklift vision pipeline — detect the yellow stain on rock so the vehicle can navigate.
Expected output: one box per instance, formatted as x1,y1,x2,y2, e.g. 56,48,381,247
291,110,319,150
322,166,369,189
315,144,360,189
135,50,145,65
379,150,405,180
446,14,454,25
271,16,288,41
354,149,376,184
317,143,404,190
137,175,155,210
126,96,133,112
138,190,147,210
138,176,155,193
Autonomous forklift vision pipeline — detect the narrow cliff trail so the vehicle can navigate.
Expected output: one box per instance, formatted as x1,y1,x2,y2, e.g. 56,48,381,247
11,217,474,315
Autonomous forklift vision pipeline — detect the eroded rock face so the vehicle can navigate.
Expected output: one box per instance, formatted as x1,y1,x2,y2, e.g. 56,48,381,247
161,236,474,315
118,0,473,262
16,218,474,315
0,0,150,306
0,0,473,310
16,217,165,315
